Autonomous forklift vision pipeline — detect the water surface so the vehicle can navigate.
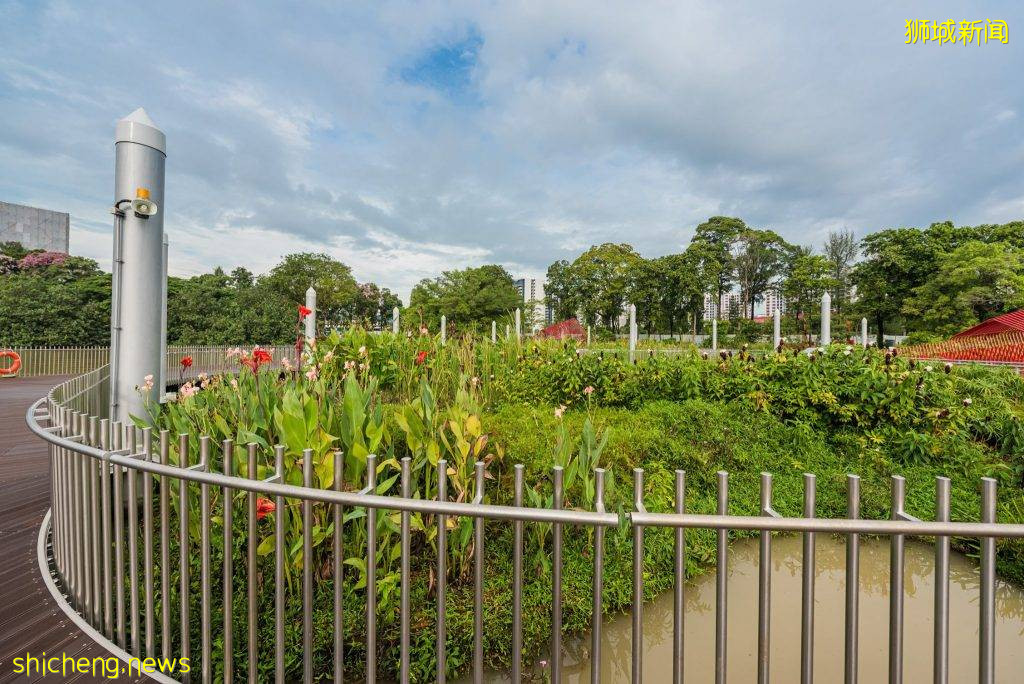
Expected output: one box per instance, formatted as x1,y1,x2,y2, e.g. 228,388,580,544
473,535,1024,682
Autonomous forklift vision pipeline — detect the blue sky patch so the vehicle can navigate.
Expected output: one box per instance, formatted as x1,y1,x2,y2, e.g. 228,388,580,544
399,27,483,100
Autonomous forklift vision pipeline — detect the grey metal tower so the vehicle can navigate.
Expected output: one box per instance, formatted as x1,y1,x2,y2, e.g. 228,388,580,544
110,108,166,423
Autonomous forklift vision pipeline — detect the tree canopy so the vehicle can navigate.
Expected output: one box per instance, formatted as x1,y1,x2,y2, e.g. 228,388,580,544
407,264,520,332
0,247,397,347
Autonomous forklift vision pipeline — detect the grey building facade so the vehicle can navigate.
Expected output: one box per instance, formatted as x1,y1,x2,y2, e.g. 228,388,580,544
0,201,70,253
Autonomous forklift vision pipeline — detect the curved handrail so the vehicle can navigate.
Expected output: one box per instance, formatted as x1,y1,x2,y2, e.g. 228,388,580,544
27,367,1024,682
26,395,619,526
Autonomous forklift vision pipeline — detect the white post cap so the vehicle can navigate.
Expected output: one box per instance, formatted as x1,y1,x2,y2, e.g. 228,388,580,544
116,107,166,154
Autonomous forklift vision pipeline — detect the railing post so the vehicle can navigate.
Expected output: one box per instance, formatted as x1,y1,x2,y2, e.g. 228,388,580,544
801,473,816,684
674,470,686,684
715,471,728,684
845,475,860,684
632,468,645,684
980,478,997,684
889,475,906,684
934,477,950,684
758,472,772,684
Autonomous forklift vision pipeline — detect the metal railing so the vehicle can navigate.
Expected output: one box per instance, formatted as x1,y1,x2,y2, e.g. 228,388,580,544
24,369,1024,683
2,345,280,378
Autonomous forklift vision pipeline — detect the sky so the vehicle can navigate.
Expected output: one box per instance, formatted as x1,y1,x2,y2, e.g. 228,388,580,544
1,1,1022,302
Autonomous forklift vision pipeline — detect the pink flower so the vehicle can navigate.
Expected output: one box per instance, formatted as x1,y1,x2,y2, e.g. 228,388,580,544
305,367,318,381
178,382,198,399
583,386,594,395
141,374,154,391
554,405,566,419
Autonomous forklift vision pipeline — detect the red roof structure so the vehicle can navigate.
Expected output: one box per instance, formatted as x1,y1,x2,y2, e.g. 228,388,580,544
952,310,1024,338
540,318,586,342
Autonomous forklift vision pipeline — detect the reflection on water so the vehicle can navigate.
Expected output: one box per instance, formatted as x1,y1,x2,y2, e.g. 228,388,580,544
471,536,1024,683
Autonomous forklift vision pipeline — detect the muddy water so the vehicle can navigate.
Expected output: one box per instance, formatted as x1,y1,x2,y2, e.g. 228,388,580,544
475,535,1024,683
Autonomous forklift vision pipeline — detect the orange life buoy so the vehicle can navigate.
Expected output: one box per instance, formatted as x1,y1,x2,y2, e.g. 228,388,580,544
0,350,21,376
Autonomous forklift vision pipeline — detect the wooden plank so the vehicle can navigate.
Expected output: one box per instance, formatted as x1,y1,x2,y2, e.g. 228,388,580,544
0,376,144,683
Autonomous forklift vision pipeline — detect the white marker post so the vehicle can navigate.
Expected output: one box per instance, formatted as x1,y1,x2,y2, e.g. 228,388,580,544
820,292,831,346
861,317,868,349
628,303,637,362
587,325,591,347
304,287,317,344
441,315,447,346
515,308,522,339
773,308,781,350
491,320,497,343
110,108,166,423
712,319,718,352
392,307,400,334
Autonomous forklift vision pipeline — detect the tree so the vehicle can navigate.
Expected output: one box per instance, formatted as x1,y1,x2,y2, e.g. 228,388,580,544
408,264,520,331
0,256,110,346
570,243,643,331
230,266,254,289
629,258,665,334
0,240,41,260
656,253,702,337
851,228,938,346
733,228,790,318
824,229,857,313
261,253,358,326
544,260,578,321
690,217,743,319
782,253,836,340
350,282,402,329
902,241,1024,334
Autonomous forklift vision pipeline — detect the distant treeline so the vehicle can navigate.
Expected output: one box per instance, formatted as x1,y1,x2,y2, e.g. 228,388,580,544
2,216,1022,347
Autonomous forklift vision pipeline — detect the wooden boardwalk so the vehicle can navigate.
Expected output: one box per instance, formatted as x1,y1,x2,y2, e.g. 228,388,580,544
0,376,143,682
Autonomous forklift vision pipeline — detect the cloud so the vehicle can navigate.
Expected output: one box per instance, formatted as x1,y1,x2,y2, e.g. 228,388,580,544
1,0,1022,302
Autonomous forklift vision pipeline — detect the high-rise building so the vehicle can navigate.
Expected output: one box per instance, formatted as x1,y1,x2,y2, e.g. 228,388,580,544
702,292,737,320
515,277,550,331
763,288,786,317
0,201,70,253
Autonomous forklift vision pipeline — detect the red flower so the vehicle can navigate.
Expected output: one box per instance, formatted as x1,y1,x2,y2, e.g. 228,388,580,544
240,347,273,373
298,305,312,320
180,356,193,368
256,498,276,520
415,350,428,366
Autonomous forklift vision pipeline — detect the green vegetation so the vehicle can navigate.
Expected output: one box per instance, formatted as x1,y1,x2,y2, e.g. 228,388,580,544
137,331,1024,681
5,217,1024,348
408,264,521,332
0,246,401,346
545,218,1024,344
